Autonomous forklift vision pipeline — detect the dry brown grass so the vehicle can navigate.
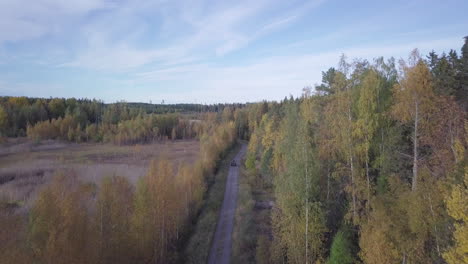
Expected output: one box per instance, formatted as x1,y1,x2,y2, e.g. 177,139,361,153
0,138,200,210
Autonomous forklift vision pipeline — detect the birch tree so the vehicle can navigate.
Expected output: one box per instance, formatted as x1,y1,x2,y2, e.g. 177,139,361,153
392,50,435,191
355,69,380,212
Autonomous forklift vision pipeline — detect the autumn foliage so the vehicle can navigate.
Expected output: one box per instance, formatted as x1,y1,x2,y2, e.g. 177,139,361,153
244,44,467,264
0,113,237,264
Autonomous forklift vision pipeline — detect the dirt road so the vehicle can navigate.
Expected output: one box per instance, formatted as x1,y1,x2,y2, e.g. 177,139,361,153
208,144,246,264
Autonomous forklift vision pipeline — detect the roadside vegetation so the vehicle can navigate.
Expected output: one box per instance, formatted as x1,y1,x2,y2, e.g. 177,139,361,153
231,146,274,264
183,143,241,264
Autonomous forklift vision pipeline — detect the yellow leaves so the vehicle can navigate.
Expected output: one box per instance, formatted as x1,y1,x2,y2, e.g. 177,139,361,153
324,91,353,160
97,175,134,263
130,119,236,263
356,70,379,147
331,71,347,93
392,60,435,123
360,224,400,264
131,159,179,262
261,115,276,150
446,184,468,222
248,132,259,154
29,171,95,264
0,105,7,131
359,193,406,264
200,120,236,172
443,228,468,264
7,96,29,107
176,162,204,218
222,106,234,122
392,83,412,123
453,137,466,165
443,166,468,264
352,119,370,158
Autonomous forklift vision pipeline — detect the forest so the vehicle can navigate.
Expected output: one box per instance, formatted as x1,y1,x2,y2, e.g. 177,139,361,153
0,38,467,264
241,38,467,264
0,97,243,143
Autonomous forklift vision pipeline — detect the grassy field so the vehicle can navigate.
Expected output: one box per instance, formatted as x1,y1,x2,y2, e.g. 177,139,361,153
0,138,199,211
182,142,241,264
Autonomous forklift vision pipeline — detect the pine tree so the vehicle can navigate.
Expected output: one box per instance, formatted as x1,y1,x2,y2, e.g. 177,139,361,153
458,36,468,110
328,229,355,264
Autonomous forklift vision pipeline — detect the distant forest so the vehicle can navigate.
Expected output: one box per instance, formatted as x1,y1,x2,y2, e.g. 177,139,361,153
0,97,245,144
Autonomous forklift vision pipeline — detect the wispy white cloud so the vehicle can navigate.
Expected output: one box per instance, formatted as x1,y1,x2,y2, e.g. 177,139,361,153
0,0,325,71
0,0,113,43
1,0,467,103
129,36,463,103
58,0,325,70
0,80,69,98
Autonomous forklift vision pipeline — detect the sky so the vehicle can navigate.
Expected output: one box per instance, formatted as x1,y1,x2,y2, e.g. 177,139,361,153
0,0,467,103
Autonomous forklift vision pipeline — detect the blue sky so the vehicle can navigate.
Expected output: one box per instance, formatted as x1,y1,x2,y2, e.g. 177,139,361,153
0,0,467,103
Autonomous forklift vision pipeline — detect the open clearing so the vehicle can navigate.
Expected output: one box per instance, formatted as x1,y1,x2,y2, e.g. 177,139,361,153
0,138,199,211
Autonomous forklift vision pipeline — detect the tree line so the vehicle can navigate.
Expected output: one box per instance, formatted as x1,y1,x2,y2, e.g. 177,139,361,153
242,38,467,264
0,97,245,141
0,112,238,264
26,112,199,144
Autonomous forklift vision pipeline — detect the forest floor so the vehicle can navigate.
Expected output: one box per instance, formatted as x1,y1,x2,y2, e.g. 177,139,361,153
0,138,199,211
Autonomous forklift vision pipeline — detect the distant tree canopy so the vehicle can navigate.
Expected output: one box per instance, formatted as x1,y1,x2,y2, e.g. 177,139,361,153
0,97,246,140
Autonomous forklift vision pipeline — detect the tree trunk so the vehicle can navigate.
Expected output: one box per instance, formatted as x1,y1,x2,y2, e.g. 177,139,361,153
380,128,384,172
100,203,103,258
366,155,370,213
427,194,441,256
412,101,419,191
304,145,309,264
348,103,357,222
449,120,458,163
327,165,330,202
350,154,357,221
